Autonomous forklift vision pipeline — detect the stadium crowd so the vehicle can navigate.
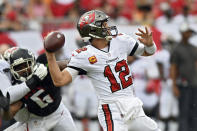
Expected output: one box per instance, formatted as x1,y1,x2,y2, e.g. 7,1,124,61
0,0,197,131
0,0,197,31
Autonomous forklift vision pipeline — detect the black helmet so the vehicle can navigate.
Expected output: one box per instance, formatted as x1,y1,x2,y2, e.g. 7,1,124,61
77,10,118,41
9,48,35,82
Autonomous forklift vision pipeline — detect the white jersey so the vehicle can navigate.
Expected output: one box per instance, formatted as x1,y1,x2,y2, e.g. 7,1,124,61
0,60,12,92
68,33,139,100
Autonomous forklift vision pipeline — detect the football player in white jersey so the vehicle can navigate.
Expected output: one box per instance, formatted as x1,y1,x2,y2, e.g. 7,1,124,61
45,10,160,131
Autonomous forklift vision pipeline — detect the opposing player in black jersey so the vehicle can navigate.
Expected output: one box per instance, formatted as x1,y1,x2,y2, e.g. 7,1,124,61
0,48,77,131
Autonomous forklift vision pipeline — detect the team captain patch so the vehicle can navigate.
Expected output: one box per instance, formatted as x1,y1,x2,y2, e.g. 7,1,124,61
88,56,97,64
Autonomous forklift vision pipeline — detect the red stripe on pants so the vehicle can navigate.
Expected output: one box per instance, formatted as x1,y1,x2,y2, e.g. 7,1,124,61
26,123,29,131
102,104,113,131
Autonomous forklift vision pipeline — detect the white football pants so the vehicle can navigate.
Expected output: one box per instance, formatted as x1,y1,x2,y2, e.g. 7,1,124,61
5,102,77,131
98,101,160,131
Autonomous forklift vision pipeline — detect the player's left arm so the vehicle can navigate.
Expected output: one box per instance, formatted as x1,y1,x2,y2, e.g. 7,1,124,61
135,27,157,56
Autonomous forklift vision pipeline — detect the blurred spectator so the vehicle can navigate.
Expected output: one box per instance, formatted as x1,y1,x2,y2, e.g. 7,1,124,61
66,0,82,23
50,0,75,18
0,0,7,19
71,75,99,131
154,49,179,131
170,23,197,131
155,2,174,27
173,5,196,25
129,56,160,119
79,0,103,12
155,2,179,52
0,0,26,31
28,0,53,20
27,0,54,30
113,0,134,25
133,0,154,25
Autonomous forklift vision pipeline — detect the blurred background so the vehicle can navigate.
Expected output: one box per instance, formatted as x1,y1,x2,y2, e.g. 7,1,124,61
0,0,197,131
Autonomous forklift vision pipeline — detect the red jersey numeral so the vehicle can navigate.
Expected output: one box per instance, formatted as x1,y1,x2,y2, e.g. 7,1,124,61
75,47,87,53
104,60,133,93
104,66,121,92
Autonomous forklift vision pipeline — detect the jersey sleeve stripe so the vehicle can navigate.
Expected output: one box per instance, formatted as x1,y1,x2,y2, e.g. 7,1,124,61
129,42,139,56
67,66,87,75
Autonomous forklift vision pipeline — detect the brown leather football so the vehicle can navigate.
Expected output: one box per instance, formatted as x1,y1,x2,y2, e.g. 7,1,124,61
44,31,65,52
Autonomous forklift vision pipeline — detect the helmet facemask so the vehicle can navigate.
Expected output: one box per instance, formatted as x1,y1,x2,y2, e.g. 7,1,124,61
11,58,35,82
9,48,35,82
89,20,118,41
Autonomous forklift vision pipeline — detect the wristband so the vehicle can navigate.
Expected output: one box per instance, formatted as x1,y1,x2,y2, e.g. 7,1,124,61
145,43,157,54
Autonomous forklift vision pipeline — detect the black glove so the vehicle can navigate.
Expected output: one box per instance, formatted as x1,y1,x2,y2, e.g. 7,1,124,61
25,75,41,90
0,90,10,112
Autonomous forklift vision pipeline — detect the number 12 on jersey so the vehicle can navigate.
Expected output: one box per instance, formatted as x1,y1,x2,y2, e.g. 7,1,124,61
104,60,133,93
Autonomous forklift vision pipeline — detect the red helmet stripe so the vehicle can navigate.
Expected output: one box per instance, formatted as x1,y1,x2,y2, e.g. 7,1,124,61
79,12,95,29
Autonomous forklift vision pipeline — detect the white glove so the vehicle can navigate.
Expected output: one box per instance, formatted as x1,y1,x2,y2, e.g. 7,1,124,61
33,63,48,80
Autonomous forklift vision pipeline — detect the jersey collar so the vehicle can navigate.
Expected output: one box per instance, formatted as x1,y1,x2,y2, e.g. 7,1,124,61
90,42,111,53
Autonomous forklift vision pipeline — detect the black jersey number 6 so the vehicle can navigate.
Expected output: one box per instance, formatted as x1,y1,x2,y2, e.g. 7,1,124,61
30,89,54,108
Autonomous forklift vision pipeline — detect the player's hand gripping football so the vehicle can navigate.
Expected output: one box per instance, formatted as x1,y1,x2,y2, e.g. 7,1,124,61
44,31,65,53
135,27,153,47
0,90,10,112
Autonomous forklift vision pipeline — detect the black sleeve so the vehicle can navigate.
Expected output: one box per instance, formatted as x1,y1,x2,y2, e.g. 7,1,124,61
36,53,48,65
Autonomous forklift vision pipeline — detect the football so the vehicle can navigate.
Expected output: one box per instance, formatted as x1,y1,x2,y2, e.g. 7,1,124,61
44,31,65,52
